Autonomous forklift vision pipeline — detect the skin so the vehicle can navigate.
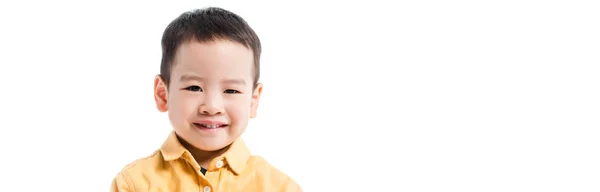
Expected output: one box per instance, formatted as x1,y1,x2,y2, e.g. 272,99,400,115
153,39,262,168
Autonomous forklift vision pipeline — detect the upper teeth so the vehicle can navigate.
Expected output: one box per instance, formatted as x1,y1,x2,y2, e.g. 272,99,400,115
203,124,218,128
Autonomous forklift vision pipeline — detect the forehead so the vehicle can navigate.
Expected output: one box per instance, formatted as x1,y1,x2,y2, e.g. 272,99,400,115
171,40,254,80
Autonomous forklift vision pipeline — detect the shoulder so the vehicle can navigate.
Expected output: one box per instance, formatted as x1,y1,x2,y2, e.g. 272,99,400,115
118,150,164,175
111,150,164,192
245,155,303,192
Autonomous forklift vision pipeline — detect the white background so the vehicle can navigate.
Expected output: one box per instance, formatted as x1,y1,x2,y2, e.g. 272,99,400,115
1,0,599,191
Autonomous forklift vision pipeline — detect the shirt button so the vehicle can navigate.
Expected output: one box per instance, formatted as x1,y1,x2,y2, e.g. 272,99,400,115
203,186,211,192
215,160,224,168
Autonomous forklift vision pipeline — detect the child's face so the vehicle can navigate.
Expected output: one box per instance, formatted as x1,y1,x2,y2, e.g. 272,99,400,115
154,39,262,151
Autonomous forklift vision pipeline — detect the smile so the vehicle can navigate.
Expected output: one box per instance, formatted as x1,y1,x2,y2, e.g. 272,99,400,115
193,123,228,129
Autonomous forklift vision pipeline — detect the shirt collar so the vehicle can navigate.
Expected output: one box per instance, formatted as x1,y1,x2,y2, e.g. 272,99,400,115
160,131,188,161
160,131,250,175
221,136,251,175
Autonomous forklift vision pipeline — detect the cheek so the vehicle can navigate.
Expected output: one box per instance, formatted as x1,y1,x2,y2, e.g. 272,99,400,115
169,94,198,119
225,98,252,118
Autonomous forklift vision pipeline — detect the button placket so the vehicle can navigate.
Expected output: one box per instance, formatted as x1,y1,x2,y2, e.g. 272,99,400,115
203,186,211,192
215,159,224,168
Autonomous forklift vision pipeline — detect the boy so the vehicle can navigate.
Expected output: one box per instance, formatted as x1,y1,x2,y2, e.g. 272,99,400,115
111,7,302,192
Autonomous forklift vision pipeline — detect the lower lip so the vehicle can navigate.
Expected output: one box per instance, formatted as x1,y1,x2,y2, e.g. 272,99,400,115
193,124,227,132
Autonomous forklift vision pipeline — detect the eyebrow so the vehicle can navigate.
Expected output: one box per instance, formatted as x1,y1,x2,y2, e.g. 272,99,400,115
180,75,204,82
179,75,246,85
223,79,246,85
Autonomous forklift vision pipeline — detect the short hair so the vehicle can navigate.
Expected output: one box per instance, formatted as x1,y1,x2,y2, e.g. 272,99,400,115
160,7,262,89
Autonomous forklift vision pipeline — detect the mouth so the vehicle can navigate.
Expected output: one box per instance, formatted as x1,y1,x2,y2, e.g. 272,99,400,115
193,123,228,129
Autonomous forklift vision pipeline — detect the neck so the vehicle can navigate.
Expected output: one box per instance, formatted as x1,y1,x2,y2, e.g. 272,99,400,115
177,137,230,168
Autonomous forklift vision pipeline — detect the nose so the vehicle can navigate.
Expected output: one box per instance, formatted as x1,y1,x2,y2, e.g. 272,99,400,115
199,93,224,115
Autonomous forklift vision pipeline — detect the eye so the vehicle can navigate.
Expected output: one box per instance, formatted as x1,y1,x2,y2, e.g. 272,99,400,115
224,89,241,94
184,86,203,92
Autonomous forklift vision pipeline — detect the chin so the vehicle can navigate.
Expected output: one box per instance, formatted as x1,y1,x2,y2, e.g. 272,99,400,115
193,141,231,151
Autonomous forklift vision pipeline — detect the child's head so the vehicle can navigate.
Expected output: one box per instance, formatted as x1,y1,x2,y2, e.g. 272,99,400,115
153,7,262,151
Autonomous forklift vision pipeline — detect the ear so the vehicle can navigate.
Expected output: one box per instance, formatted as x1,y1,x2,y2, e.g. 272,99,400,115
154,75,169,112
250,83,263,118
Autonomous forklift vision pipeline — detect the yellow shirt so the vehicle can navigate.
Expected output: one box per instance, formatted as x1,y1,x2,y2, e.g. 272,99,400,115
111,131,302,192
